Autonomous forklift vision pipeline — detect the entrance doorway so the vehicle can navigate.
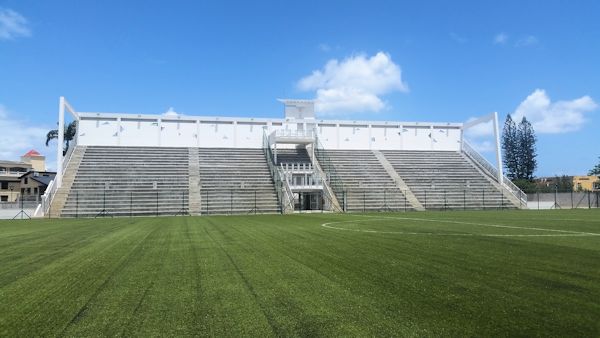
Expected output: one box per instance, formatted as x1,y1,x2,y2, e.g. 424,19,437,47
295,192,323,211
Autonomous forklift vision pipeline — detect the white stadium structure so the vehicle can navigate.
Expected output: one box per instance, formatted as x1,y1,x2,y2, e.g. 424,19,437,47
35,97,527,217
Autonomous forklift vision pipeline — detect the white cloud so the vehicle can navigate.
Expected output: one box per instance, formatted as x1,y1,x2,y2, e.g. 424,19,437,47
463,118,496,153
515,35,538,47
318,43,331,52
512,89,598,133
298,51,408,115
0,105,51,163
468,140,495,153
464,118,494,137
494,33,508,44
450,32,467,44
0,8,31,40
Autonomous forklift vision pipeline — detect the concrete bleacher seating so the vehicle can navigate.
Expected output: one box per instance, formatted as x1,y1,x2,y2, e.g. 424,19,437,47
322,150,412,211
275,148,311,165
61,146,190,217
381,150,515,209
197,148,279,214
54,145,517,217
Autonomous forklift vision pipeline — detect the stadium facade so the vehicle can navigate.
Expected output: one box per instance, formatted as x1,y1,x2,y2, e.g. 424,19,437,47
35,97,527,217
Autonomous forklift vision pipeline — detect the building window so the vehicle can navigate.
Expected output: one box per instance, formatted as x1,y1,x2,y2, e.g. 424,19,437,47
27,188,31,194
24,178,28,184
34,187,38,195
0,181,7,190
1,195,7,202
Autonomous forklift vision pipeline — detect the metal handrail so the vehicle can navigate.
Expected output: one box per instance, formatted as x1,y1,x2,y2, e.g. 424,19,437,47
38,178,57,217
263,130,294,213
462,140,527,205
313,132,345,198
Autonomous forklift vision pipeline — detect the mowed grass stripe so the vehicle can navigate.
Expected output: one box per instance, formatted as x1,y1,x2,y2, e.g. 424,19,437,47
212,216,417,336
0,211,599,336
0,218,162,336
0,219,127,288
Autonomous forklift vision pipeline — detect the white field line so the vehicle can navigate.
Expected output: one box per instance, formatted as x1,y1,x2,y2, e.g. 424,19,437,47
541,218,600,223
321,215,600,237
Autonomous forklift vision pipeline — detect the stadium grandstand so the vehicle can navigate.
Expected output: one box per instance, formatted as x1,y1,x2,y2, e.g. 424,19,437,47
35,97,527,217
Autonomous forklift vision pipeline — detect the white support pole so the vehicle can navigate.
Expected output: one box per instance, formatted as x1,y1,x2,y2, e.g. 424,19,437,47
56,97,65,188
492,111,504,185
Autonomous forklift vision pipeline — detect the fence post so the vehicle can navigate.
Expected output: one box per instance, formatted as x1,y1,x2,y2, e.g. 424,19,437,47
424,190,427,210
554,186,558,209
404,191,407,212
571,190,574,209
130,191,133,217
519,191,523,209
444,190,447,211
384,189,387,210
156,190,159,217
230,189,233,215
76,191,78,218
463,189,466,211
182,191,186,216
501,190,503,210
588,191,591,209
482,189,485,210
537,190,540,210
254,190,257,215
363,191,366,213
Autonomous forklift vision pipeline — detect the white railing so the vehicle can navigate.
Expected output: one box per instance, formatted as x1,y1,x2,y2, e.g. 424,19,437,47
36,178,57,217
271,129,316,139
279,168,295,212
282,171,324,189
280,163,314,172
263,131,294,213
462,141,527,205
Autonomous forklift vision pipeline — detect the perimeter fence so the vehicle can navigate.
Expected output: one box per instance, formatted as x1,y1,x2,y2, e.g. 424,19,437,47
527,191,600,209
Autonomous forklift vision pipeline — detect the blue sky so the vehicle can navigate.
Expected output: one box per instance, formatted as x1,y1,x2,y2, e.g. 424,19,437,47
1,0,599,176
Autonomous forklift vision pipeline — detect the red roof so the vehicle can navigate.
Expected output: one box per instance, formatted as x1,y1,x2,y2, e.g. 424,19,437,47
23,149,42,157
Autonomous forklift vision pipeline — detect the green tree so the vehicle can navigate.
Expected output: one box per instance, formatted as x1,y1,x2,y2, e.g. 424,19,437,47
46,121,77,155
501,114,518,179
517,117,537,180
589,157,600,176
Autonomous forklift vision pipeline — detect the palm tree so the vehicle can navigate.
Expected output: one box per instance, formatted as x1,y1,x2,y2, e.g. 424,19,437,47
46,121,77,155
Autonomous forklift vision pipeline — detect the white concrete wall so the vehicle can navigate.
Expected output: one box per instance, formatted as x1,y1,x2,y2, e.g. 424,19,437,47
78,113,463,151
120,118,159,146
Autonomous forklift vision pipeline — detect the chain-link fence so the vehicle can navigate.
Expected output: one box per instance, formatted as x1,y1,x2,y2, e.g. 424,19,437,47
0,194,36,219
527,191,600,209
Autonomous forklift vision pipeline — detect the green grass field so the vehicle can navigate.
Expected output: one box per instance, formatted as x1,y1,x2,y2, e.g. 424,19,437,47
1,210,599,336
